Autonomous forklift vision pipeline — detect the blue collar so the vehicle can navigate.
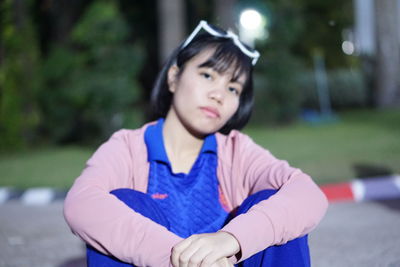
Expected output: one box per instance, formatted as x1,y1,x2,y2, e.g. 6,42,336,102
144,118,217,163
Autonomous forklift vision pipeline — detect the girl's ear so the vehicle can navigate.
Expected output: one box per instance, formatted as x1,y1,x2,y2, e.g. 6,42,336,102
167,65,179,93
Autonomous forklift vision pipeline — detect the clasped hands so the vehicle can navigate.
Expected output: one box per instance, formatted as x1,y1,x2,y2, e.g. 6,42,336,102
171,231,240,267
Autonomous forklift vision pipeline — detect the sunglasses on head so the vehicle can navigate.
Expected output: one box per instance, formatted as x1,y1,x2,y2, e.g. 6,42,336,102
181,20,260,66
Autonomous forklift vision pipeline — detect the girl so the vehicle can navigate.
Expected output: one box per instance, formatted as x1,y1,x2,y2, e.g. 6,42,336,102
64,20,328,267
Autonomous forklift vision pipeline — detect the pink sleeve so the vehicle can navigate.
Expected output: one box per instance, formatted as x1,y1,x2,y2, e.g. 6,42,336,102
63,130,182,266
221,133,328,262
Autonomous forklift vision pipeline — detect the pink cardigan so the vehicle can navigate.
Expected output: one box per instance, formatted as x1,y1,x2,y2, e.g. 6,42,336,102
63,122,328,266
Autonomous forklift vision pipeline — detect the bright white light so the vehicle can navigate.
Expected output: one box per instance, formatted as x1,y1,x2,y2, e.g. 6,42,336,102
342,41,354,55
239,8,267,46
240,9,262,30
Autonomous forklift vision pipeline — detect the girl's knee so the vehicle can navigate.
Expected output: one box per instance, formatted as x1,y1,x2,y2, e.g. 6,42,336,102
250,189,278,202
237,189,278,215
243,189,278,206
110,188,152,209
110,188,169,228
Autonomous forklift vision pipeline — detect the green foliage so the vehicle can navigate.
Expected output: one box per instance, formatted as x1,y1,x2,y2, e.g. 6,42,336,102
252,52,305,124
0,0,42,150
40,0,143,144
71,0,130,46
294,0,354,68
250,0,305,125
248,0,360,125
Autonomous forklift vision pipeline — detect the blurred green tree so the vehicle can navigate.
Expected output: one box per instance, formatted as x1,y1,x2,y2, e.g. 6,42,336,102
294,0,353,68
246,0,361,125
249,0,306,124
40,0,143,144
0,0,42,150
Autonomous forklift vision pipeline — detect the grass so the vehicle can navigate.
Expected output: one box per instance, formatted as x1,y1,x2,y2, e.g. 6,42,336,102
244,109,400,184
0,109,399,189
0,146,93,189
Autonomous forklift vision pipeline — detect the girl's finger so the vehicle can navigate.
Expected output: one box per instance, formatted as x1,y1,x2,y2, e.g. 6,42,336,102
209,257,232,267
200,252,223,267
178,244,201,267
171,235,198,267
187,248,212,267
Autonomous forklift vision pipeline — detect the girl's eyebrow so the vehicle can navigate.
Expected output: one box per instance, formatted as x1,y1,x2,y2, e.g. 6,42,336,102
230,74,245,85
196,65,214,70
231,79,244,86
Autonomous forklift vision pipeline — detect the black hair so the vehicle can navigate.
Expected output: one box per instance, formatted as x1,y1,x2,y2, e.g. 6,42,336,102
150,31,255,134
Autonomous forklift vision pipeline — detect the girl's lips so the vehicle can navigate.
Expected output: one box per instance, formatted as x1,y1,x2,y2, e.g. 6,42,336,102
200,106,220,118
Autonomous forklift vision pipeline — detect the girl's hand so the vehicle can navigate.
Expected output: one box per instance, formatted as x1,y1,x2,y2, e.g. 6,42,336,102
210,257,233,267
171,231,240,267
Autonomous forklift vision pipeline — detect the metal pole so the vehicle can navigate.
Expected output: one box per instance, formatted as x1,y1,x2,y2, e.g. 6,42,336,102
313,51,332,116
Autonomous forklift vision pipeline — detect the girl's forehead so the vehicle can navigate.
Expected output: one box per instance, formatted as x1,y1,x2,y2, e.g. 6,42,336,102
186,48,247,82
188,47,217,65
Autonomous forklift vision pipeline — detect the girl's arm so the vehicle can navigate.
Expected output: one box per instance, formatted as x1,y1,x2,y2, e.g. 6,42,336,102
219,132,328,262
63,130,183,266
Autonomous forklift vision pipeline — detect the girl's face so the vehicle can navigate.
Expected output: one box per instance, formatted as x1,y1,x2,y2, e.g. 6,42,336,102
167,48,246,136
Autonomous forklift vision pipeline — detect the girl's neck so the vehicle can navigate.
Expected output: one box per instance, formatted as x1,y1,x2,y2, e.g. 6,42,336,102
163,110,204,173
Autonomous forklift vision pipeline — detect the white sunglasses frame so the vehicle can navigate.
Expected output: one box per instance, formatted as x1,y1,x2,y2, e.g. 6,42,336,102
181,20,260,66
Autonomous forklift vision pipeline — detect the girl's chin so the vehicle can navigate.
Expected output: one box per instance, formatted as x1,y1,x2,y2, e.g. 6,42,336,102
188,123,224,137
178,114,228,136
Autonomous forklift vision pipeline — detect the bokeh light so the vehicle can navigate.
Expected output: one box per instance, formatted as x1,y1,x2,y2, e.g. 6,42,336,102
240,9,263,30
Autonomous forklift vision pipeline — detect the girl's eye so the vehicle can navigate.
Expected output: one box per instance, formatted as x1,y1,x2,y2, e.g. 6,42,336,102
201,72,212,80
228,87,240,96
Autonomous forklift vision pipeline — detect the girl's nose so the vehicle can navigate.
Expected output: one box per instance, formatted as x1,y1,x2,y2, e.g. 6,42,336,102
208,88,224,104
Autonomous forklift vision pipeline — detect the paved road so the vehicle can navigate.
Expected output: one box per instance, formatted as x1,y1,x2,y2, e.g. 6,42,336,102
310,198,400,267
1,199,400,267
